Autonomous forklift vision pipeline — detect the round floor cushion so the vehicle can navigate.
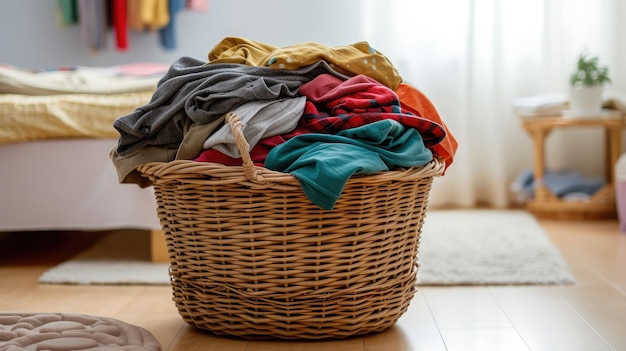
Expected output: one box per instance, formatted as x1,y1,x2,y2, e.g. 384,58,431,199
0,312,161,350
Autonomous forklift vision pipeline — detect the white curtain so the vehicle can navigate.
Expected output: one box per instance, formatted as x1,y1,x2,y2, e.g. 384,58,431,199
361,0,626,208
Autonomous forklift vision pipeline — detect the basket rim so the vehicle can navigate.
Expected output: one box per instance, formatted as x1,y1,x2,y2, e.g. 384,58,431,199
137,157,445,185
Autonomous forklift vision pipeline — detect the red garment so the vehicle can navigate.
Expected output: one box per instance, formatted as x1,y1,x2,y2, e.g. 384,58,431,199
298,74,446,148
112,0,128,50
395,83,457,173
194,135,282,166
299,73,383,105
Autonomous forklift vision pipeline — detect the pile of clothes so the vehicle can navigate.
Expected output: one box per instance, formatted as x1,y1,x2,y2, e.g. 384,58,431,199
111,37,457,209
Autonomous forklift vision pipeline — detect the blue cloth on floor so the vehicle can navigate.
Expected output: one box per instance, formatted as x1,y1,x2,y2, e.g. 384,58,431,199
514,168,605,197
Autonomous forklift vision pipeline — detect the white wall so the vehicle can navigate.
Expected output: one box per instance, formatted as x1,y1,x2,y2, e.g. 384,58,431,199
0,1,366,69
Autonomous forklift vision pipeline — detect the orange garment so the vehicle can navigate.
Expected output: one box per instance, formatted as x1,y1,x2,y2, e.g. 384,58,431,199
126,0,143,31
395,83,457,173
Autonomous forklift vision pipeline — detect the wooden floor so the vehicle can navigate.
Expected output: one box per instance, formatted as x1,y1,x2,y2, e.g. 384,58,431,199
1,211,625,351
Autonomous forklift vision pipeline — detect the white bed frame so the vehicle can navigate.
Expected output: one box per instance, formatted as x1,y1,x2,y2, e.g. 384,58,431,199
0,138,167,261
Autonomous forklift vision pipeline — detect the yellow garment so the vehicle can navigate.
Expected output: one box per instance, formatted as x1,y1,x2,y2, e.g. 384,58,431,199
139,0,169,30
208,37,403,89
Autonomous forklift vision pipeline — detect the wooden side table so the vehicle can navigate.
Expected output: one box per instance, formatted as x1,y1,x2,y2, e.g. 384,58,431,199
520,114,625,219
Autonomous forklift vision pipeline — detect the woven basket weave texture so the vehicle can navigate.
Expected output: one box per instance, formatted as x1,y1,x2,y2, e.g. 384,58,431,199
137,112,444,339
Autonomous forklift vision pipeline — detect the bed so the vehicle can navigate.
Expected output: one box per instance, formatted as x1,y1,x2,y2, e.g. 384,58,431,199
0,64,167,260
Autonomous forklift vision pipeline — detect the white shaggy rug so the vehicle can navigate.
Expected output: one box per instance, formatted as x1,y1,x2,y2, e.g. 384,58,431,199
417,210,575,285
39,210,575,286
38,229,170,285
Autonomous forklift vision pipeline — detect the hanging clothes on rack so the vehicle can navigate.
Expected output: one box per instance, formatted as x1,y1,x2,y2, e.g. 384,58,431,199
58,0,79,25
159,0,185,50
78,0,108,52
57,0,211,52
112,0,128,50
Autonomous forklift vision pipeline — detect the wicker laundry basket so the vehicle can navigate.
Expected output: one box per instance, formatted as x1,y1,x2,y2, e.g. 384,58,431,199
137,112,445,339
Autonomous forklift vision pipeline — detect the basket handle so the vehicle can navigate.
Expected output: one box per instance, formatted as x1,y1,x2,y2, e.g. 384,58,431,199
225,111,266,183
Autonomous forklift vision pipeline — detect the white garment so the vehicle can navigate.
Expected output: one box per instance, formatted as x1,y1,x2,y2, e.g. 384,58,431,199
511,93,569,116
202,96,306,158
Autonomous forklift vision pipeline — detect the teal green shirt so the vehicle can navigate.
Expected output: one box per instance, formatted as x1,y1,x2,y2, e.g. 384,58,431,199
265,120,433,209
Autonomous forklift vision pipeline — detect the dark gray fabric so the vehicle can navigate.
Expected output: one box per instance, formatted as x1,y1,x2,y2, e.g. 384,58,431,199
113,57,349,156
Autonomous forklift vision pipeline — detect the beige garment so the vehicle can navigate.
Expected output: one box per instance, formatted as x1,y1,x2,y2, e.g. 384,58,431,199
176,115,226,160
110,144,178,187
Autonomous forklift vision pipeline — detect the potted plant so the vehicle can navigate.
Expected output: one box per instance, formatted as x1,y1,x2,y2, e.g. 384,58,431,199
568,51,611,117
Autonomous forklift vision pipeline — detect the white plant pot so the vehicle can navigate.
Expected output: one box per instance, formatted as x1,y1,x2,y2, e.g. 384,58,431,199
568,85,603,117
